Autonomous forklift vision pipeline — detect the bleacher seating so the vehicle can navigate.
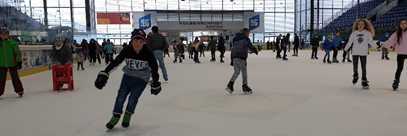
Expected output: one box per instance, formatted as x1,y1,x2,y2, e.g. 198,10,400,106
0,6,45,30
323,0,385,32
373,1,407,30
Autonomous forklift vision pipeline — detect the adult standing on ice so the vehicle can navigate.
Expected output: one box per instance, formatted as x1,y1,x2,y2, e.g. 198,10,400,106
146,26,169,82
95,29,162,129
383,19,407,91
226,28,258,95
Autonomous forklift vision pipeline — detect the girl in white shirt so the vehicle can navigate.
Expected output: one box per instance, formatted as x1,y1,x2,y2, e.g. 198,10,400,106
344,19,376,89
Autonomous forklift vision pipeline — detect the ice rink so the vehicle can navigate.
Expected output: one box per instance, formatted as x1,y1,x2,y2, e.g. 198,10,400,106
1,50,407,136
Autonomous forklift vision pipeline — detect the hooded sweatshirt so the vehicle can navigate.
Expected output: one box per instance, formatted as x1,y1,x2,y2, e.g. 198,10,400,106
384,31,407,55
230,33,257,60
344,30,376,56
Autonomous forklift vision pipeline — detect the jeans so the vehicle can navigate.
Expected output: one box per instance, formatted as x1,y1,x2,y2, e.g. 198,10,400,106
113,75,148,114
0,67,24,96
324,50,331,62
229,58,248,85
352,55,367,81
153,50,168,81
394,54,407,81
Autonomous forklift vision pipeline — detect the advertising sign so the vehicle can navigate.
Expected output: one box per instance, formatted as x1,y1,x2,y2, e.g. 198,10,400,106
97,12,131,24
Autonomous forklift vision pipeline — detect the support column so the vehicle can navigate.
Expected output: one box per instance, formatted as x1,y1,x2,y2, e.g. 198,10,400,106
70,0,74,39
43,0,48,28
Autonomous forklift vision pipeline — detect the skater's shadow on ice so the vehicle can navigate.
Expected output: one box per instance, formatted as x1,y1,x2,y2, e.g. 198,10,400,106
0,96,22,102
104,125,160,136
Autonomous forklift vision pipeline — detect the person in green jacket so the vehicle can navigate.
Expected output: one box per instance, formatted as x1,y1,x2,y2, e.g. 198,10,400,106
0,28,24,97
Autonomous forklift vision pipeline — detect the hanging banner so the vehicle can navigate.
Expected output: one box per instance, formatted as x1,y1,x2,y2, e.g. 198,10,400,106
139,14,152,30
249,15,260,30
97,12,131,24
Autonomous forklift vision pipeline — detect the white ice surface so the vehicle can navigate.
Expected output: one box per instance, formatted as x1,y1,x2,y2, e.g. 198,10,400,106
1,50,407,136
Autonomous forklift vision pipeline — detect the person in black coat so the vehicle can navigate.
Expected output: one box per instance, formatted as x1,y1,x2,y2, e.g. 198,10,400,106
218,35,226,63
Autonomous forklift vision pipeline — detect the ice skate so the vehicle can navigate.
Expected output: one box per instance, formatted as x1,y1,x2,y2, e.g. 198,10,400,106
242,84,253,95
106,114,120,129
392,80,399,91
362,80,369,89
226,81,234,94
352,74,359,84
121,112,132,128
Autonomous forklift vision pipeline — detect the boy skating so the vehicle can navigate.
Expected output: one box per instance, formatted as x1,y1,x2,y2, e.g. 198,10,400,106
95,29,162,129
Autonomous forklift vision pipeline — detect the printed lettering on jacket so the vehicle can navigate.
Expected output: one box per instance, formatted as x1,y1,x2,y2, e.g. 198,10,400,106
125,58,149,71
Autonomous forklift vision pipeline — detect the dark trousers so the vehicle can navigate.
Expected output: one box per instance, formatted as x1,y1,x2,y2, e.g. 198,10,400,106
194,49,200,63
219,49,225,62
333,48,338,62
77,62,84,70
105,53,113,64
352,55,367,81
343,49,352,62
394,54,407,81
382,48,389,59
293,46,299,56
276,47,282,58
113,75,147,114
311,47,318,59
211,50,216,61
200,50,205,57
282,47,287,59
0,67,24,96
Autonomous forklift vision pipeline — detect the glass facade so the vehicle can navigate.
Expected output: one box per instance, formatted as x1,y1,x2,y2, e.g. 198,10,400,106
4,0,88,32
95,0,295,43
2,0,296,44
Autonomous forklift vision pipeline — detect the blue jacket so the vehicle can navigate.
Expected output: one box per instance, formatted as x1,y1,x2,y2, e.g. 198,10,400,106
230,33,257,60
323,39,333,51
332,36,343,49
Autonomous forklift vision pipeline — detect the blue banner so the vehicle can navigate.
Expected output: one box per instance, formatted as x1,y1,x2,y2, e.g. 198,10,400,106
249,15,260,30
139,14,151,30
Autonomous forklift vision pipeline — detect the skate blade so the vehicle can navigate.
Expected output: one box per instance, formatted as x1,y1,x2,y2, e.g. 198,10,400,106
225,88,233,94
362,86,370,89
242,91,253,95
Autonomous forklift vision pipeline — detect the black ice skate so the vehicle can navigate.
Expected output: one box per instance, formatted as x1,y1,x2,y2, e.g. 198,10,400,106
392,80,399,91
242,84,253,95
226,81,234,94
362,80,369,89
352,74,359,84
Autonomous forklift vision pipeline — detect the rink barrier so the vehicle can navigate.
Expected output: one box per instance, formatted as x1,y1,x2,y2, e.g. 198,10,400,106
6,45,52,80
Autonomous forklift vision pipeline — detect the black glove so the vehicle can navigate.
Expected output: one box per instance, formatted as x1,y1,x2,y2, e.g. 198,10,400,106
95,71,109,90
254,49,259,55
250,48,259,55
16,62,22,70
150,81,162,95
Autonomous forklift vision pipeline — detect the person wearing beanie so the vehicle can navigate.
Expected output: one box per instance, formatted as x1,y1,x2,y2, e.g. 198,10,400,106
226,28,258,95
0,27,24,97
95,29,162,129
